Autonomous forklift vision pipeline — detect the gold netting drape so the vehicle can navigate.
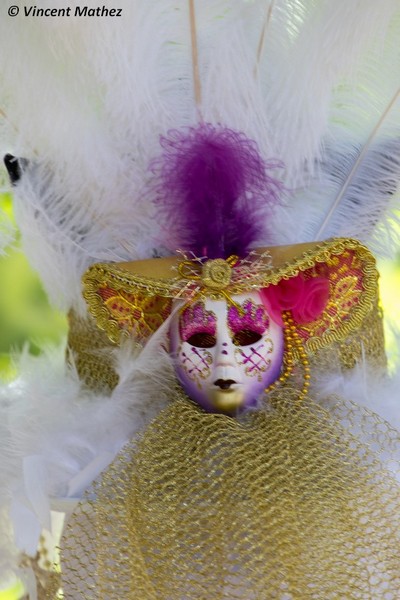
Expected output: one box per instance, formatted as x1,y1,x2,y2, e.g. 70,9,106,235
60,389,400,599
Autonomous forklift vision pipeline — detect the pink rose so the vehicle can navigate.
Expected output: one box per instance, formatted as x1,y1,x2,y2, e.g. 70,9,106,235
261,274,329,326
292,277,330,324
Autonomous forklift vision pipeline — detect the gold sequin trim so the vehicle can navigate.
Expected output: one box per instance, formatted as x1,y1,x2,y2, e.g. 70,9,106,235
83,238,379,355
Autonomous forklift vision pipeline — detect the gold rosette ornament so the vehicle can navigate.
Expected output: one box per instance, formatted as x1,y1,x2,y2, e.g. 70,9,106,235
200,256,236,289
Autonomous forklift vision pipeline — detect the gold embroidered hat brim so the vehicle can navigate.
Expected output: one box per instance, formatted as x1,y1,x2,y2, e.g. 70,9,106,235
82,238,379,357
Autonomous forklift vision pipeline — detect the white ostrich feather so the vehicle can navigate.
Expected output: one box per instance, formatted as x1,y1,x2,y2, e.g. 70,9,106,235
12,164,154,313
265,0,400,180
315,361,400,433
0,0,190,310
1,0,399,304
273,10,400,251
0,326,174,577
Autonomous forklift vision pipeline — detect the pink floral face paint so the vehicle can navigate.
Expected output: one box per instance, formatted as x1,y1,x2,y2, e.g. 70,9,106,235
169,291,284,415
178,303,217,383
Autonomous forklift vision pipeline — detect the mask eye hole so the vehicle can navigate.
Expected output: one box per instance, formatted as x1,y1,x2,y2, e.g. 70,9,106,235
187,333,217,348
233,329,262,346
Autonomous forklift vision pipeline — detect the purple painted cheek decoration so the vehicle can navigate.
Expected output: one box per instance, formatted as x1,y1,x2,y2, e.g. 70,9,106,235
175,349,215,412
178,346,212,381
264,339,284,388
240,335,285,408
235,342,272,376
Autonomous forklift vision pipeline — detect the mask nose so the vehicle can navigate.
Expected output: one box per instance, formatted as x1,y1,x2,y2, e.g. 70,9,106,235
213,333,241,385
211,301,243,388
215,335,236,366
211,334,245,414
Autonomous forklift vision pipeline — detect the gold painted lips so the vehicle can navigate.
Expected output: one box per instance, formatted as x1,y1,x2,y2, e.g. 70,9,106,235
210,380,245,413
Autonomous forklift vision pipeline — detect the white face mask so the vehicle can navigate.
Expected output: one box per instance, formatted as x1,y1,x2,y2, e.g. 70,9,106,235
169,291,284,414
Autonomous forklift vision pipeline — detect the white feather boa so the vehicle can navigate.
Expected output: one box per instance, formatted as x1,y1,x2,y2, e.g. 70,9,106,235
0,327,175,583
315,361,400,434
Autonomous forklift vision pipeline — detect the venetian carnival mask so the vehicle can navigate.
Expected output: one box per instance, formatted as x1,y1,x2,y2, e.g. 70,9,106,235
169,291,284,414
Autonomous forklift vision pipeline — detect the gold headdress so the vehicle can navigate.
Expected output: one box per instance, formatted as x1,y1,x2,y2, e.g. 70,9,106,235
70,237,385,395
59,236,400,599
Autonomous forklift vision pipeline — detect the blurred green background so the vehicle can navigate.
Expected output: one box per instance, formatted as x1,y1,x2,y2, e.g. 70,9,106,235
0,192,67,381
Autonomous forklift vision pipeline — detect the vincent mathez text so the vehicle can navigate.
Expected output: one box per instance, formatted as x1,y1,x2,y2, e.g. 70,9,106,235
24,6,122,17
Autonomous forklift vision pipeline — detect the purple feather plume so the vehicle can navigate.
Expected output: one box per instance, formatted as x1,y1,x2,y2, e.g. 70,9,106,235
151,123,283,259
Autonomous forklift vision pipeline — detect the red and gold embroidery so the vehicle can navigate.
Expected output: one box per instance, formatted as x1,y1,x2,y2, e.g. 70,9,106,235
97,287,171,342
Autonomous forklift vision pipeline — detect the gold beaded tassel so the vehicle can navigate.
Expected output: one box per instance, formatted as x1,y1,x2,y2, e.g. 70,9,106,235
265,311,310,401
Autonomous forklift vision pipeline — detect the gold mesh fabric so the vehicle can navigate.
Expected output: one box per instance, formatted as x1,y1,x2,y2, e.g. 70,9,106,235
60,389,400,599
309,300,386,372
67,310,119,393
20,551,60,600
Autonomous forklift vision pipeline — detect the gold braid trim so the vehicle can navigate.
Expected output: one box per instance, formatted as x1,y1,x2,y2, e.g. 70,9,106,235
83,238,373,293
82,238,380,355
295,242,378,356
311,301,386,372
